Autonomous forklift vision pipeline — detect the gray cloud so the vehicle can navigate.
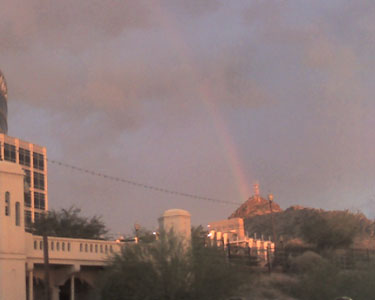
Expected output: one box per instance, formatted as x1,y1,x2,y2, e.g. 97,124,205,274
3,0,375,232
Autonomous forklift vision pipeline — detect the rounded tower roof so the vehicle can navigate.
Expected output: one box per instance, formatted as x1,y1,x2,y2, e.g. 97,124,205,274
162,209,191,217
0,69,8,134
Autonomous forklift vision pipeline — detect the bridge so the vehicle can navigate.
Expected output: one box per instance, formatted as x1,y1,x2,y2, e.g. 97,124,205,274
26,234,123,300
0,161,125,300
0,161,192,300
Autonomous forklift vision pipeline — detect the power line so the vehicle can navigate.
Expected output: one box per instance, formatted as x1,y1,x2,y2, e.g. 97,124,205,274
1,146,243,205
46,158,242,206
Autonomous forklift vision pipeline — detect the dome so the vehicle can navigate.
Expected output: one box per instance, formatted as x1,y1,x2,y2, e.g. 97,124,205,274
0,70,8,134
162,209,191,218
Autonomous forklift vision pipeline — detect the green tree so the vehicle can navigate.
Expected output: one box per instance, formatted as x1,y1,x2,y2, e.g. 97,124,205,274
32,207,108,300
98,229,244,300
32,206,108,239
300,211,360,250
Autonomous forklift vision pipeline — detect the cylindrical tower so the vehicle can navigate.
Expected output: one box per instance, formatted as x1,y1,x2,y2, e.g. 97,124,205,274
0,70,8,134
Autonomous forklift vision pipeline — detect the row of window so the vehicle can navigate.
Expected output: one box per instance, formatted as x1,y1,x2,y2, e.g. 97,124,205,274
80,243,113,254
24,169,45,190
34,240,71,252
24,191,45,209
1,143,44,170
24,211,44,228
33,240,114,254
4,191,21,226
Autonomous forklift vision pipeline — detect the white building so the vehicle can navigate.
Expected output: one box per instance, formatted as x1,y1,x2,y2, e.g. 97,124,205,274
0,70,121,300
0,160,123,300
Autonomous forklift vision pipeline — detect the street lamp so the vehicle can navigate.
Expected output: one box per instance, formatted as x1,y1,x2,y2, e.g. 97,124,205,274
268,194,277,245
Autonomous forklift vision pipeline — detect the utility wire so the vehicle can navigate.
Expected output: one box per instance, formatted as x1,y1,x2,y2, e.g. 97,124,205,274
46,158,242,206
2,146,243,205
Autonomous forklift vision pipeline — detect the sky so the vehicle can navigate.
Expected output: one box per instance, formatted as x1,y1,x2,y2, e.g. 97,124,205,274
1,0,375,235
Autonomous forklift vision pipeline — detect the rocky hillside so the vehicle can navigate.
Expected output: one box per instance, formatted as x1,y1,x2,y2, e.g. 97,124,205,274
229,195,282,219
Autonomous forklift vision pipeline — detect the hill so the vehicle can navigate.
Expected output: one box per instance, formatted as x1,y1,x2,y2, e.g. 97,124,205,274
229,195,282,219
241,206,375,248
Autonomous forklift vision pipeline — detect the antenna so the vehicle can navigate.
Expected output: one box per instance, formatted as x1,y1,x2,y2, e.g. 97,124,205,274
254,182,260,201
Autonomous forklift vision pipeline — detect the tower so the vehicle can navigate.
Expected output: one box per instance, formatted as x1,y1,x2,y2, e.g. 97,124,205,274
0,162,27,300
158,209,191,241
0,70,8,134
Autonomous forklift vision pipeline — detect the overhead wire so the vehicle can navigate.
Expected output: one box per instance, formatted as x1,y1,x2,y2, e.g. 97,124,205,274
0,146,242,205
47,158,242,206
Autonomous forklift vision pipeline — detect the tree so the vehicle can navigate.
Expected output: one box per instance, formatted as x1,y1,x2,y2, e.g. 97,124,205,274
32,207,108,300
98,228,245,300
32,206,108,239
300,211,361,250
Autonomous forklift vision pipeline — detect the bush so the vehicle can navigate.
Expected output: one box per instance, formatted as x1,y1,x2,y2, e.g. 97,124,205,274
300,211,360,250
98,230,244,300
289,258,375,300
288,251,327,274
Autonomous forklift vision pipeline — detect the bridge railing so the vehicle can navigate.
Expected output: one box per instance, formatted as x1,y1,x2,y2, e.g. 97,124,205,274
27,234,123,263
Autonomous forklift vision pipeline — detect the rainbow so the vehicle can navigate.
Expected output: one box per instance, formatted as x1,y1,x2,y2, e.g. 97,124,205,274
150,3,253,202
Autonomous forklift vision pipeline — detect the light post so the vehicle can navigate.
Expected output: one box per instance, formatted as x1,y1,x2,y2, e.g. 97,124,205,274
268,194,277,246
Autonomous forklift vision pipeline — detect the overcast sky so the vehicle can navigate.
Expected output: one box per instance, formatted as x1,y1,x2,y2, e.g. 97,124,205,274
1,0,375,235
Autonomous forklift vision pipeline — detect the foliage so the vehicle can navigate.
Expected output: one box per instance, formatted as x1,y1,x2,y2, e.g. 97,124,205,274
98,228,244,300
238,273,298,300
300,211,360,250
244,207,373,247
288,251,328,274
288,258,375,300
32,206,108,239
134,227,157,243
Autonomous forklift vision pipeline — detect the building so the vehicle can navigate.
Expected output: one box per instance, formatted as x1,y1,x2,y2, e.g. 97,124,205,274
208,218,245,241
0,70,48,228
208,216,275,262
0,69,197,300
0,160,191,300
0,161,122,300
158,208,191,240
0,134,48,227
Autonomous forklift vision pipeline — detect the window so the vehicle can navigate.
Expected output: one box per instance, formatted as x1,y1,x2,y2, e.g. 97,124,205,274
51,242,54,251
25,210,32,228
100,245,103,253
85,244,88,252
5,191,10,216
33,152,44,171
4,143,16,162
34,241,37,250
62,242,65,251
39,241,43,250
34,212,41,222
24,170,31,187
33,172,45,190
80,243,83,252
90,244,93,252
15,202,20,226
95,244,98,253
19,148,30,166
24,191,31,208
67,243,71,252
56,242,60,251
34,192,45,210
